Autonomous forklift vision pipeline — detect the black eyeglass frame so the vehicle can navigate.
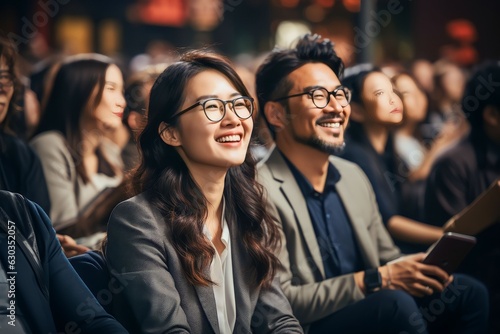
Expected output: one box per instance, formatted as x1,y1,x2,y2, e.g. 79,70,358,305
169,96,254,122
273,86,352,108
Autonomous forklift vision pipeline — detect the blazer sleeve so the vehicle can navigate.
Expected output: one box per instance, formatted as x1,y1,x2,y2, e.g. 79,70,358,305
251,276,304,333
26,198,128,333
265,197,364,324
105,199,190,334
30,133,79,229
259,161,400,325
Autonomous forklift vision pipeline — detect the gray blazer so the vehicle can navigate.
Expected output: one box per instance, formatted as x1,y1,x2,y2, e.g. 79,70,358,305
257,148,401,326
105,192,303,334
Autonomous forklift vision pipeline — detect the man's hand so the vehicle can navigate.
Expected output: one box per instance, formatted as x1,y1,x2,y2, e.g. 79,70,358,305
57,234,90,258
385,253,452,297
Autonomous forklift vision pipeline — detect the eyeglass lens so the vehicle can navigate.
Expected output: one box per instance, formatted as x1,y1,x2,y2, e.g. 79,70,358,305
311,87,351,108
203,97,253,122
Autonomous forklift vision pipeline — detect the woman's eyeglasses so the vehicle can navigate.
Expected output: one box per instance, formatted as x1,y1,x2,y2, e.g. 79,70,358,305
170,96,254,122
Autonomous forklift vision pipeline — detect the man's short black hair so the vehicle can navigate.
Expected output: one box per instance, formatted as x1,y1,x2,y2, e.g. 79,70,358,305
255,34,344,138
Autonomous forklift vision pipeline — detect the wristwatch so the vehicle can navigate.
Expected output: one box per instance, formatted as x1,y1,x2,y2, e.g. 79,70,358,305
364,268,382,293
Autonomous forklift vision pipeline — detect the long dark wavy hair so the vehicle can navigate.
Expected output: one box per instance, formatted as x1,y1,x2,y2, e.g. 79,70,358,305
134,50,280,288
33,54,118,183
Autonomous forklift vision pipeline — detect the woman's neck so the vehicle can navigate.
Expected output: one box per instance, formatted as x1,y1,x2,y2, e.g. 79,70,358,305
191,167,226,254
364,122,389,154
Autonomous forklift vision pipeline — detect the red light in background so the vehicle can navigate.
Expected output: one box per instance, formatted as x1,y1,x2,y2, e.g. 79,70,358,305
280,0,300,8
315,0,335,8
128,0,187,27
342,0,360,12
446,19,477,43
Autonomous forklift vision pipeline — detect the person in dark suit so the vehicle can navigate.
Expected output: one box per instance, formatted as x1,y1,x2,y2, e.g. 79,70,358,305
0,190,127,333
0,37,50,214
105,51,302,333
424,61,500,332
255,33,489,333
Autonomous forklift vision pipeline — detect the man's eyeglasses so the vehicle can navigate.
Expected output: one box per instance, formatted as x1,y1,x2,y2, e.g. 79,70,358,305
0,74,14,88
273,86,352,108
170,96,254,122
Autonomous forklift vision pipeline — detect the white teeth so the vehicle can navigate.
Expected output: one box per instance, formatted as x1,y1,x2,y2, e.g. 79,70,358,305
319,122,341,128
216,135,241,143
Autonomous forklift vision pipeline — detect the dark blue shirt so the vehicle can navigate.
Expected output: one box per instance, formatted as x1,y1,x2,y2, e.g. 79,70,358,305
282,153,364,278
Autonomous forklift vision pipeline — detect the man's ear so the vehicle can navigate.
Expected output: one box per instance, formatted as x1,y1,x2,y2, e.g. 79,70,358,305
158,122,181,146
483,105,500,127
349,102,366,123
264,101,286,129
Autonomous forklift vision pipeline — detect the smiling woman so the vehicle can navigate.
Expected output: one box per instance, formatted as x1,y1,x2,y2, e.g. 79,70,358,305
104,50,303,334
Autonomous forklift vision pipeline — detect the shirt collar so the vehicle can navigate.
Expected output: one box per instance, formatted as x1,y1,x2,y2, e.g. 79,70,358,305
280,150,341,196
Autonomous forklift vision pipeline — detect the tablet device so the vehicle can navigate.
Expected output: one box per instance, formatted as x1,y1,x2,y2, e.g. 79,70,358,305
443,179,500,235
422,232,477,274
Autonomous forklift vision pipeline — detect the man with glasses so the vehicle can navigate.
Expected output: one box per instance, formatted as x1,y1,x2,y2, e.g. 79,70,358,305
255,34,488,333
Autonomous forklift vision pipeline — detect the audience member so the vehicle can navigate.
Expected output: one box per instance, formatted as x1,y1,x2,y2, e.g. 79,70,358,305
30,54,126,244
0,190,127,333
121,64,166,171
0,37,50,214
105,51,303,333
255,33,488,334
425,61,500,331
340,66,443,250
421,59,469,145
410,59,434,95
391,72,464,222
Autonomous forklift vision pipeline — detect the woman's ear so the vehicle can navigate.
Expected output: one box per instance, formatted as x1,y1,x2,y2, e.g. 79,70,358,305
349,102,366,123
264,101,286,129
158,122,181,146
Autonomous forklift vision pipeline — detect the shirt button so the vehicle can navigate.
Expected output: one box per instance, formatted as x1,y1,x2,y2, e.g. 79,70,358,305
326,213,330,219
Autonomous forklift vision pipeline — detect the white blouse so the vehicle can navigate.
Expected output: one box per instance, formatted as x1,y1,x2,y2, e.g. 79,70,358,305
203,202,236,334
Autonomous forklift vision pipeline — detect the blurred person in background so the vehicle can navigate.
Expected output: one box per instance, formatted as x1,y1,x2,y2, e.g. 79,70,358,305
425,61,500,331
0,37,51,214
30,54,127,248
392,72,465,221
122,64,167,172
341,66,444,252
410,59,435,95
421,59,469,145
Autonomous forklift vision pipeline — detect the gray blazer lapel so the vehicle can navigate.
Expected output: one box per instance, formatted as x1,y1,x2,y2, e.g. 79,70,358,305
194,275,219,333
333,161,379,267
267,150,326,278
229,220,252,332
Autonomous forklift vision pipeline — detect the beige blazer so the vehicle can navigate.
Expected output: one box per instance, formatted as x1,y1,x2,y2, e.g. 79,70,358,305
257,148,401,326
